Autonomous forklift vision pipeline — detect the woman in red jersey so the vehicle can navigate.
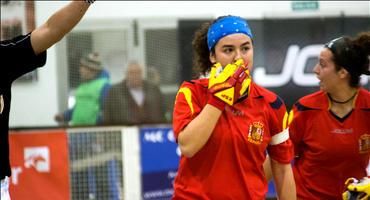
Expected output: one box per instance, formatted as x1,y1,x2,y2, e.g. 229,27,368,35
289,32,370,199
172,15,296,200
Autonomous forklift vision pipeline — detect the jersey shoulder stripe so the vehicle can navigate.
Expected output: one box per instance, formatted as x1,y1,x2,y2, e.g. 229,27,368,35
269,96,284,110
296,90,328,110
294,101,318,112
251,83,285,110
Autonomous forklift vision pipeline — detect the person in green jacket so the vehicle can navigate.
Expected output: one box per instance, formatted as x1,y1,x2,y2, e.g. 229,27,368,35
55,52,111,125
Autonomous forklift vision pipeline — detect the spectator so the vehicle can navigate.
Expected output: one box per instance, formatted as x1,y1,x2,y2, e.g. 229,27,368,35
0,1,94,199
289,32,370,199
172,15,295,199
55,52,111,125
103,62,166,125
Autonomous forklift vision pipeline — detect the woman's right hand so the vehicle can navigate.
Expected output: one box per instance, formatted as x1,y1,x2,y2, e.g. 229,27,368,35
207,59,251,110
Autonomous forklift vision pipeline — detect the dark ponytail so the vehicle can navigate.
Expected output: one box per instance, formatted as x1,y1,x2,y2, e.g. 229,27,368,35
325,31,370,87
352,32,370,75
348,32,370,87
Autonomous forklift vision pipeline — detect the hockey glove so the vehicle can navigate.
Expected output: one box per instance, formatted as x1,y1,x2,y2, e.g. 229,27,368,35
208,59,251,110
343,177,370,200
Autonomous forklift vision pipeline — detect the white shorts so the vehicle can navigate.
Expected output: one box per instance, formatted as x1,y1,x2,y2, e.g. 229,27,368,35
1,177,11,200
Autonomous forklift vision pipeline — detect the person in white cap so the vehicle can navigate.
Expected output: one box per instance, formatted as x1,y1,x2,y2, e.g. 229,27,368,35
55,52,111,125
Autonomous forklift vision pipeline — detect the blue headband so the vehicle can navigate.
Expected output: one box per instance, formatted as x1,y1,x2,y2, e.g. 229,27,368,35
207,16,253,50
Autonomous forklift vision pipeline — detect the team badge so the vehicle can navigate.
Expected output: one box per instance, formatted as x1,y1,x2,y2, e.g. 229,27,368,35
0,95,4,114
359,134,370,154
248,121,264,144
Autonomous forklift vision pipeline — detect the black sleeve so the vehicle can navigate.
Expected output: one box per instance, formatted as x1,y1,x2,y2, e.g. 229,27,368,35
1,33,47,82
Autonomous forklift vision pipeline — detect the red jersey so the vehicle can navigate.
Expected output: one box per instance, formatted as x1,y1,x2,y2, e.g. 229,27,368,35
289,88,370,200
172,79,293,200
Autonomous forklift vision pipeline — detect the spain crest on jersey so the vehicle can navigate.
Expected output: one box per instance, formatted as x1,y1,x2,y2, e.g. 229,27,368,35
248,121,264,144
359,134,370,154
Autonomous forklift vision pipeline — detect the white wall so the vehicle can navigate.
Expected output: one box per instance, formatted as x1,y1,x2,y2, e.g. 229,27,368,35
9,1,370,127
79,1,370,19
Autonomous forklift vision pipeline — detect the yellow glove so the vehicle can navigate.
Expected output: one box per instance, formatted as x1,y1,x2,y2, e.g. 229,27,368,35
208,59,251,110
343,177,370,200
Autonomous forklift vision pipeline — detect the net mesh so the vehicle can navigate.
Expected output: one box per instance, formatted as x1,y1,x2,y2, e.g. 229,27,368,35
61,27,176,126
68,128,123,200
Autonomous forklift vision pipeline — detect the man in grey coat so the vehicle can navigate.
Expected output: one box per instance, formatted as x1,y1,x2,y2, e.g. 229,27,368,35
103,62,166,125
